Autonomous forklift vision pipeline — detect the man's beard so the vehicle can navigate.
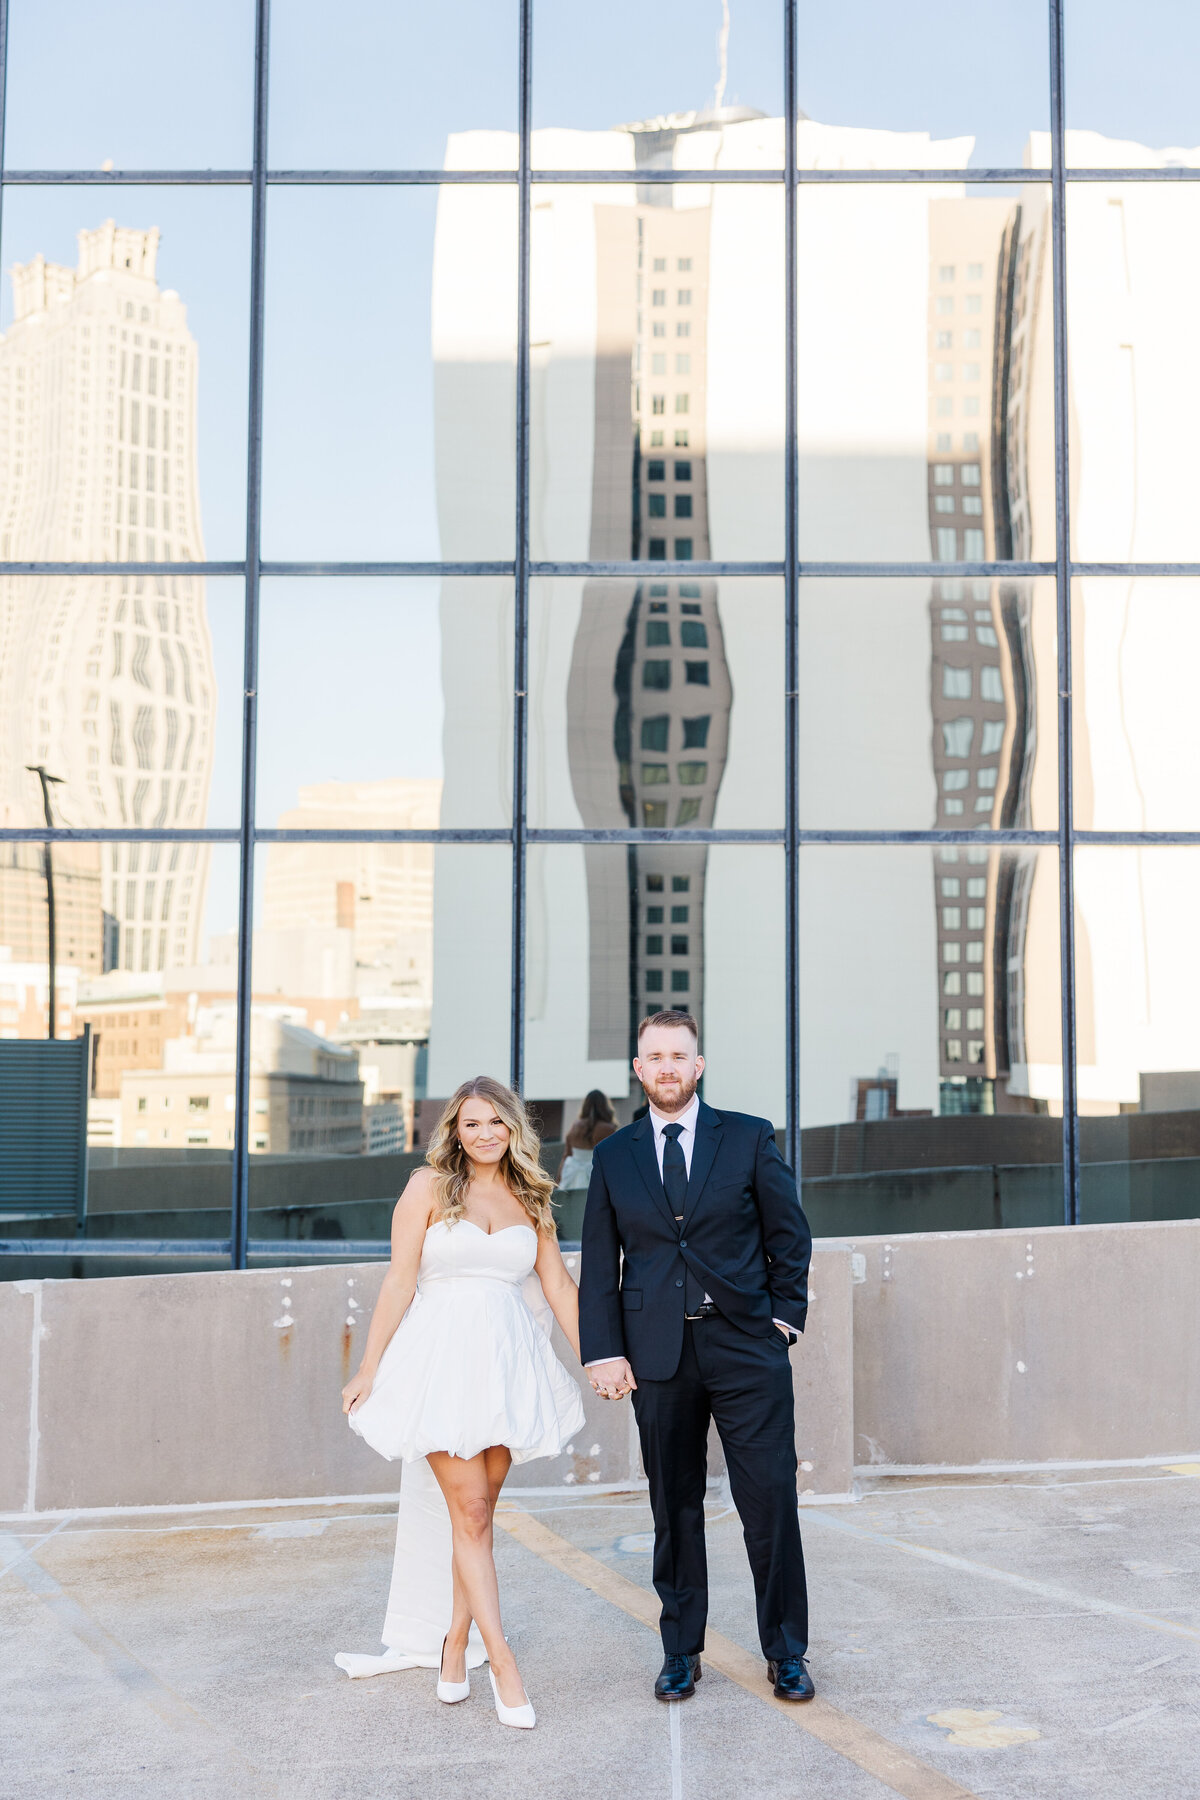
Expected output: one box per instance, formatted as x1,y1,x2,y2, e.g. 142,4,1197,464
643,1070,698,1115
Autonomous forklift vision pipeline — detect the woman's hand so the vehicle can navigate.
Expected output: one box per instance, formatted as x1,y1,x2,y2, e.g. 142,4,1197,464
342,1366,375,1415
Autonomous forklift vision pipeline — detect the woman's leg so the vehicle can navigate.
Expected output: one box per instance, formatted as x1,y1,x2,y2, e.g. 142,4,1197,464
427,1448,526,1706
440,1447,511,1684
441,1557,472,1684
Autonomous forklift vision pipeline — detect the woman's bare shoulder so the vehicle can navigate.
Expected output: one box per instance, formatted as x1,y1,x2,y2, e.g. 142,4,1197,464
593,1120,619,1141
393,1166,436,1224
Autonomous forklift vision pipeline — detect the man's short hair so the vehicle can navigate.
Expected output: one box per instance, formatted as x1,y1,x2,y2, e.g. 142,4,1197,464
637,1009,699,1043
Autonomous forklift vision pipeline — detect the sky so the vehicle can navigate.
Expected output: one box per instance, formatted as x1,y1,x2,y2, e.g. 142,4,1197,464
3,0,1198,941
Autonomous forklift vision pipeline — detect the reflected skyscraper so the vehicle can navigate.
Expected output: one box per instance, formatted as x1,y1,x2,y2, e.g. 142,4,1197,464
0,222,215,975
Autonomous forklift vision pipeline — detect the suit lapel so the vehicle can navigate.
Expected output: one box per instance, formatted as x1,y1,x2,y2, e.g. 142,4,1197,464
630,1113,678,1233
682,1102,722,1227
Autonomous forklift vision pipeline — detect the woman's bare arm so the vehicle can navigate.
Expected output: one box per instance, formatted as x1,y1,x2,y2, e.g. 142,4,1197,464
341,1171,434,1413
533,1229,582,1362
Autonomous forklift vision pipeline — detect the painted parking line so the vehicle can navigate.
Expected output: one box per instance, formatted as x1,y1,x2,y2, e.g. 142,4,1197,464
0,1533,276,1794
494,1506,977,1800
802,1509,1200,1646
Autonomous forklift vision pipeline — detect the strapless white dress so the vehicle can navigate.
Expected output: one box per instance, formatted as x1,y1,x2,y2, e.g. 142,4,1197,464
336,1221,586,1680
348,1220,586,1465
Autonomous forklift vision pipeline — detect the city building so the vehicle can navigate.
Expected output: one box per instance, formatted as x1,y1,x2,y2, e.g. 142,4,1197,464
0,222,215,981
120,1005,363,1154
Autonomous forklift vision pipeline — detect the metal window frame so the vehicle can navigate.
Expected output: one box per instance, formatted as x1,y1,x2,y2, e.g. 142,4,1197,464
4,0,1198,1265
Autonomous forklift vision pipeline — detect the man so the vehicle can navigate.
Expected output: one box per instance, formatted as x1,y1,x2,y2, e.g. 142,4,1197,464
579,1010,814,1704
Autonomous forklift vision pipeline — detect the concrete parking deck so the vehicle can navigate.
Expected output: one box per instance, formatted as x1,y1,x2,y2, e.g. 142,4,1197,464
3,1465,1198,1799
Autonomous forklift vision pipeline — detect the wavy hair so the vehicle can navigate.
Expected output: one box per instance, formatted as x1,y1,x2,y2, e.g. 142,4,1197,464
426,1076,556,1234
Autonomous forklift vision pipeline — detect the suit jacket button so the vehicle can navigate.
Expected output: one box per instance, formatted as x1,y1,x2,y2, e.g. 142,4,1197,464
675,1279,684,1288
679,1240,687,1248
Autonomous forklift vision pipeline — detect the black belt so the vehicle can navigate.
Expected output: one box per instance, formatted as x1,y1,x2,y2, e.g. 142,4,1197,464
684,1302,720,1321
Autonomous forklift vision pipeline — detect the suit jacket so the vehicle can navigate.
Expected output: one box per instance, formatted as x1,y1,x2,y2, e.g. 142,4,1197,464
577,1101,813,1381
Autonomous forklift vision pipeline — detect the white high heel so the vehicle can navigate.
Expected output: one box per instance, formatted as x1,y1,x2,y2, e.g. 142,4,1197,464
488,1666,535,1729
437,1637,470,1705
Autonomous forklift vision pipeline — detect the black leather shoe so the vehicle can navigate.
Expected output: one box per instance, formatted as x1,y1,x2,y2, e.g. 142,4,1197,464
767,1655,814,1701
655,1653,701,1701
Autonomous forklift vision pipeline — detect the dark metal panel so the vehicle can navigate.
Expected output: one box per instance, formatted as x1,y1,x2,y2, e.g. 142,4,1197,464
0,1034,90,1224
256,828,513,844
0,1239,234,1258
0,561,243,576
258,560,516,577
1049,0,1080,1225
229,0,273,1271
510,0,532,1093
783,0,800,1176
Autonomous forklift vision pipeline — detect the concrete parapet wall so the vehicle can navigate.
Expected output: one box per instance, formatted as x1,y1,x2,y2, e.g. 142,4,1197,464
849,1217,1200,1469
1,1222,1195,1514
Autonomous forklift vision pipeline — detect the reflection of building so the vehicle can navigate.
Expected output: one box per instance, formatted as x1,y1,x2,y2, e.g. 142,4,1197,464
562,136,735,1060
119,1005,362,1154
924,199,1045,1114
260,779,440,1015
0,949,82,1040
0,222,215,977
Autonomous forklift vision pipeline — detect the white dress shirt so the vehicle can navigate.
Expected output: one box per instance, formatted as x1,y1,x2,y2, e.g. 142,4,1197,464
648,1092,701,1179
586,1094,799,1366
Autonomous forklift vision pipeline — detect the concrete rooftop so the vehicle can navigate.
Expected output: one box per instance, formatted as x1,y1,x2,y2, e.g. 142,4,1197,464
3,1465,1199,1799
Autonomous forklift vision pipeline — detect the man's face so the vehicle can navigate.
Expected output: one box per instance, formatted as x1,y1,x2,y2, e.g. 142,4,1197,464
633,1027,704,1115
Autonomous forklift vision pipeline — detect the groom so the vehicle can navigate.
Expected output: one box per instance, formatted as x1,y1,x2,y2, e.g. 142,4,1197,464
579,1011,814,1704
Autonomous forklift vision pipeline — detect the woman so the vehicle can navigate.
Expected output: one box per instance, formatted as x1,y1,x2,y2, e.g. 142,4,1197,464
338,1077,585,1731
555,1089,617,1190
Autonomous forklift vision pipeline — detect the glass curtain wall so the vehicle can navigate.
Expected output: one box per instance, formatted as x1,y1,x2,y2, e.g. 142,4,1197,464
3,0,1200,1272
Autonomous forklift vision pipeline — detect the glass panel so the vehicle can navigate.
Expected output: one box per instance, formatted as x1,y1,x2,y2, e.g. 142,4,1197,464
530,182,783,560
524,842,784,1232
4,0,255,172
0,187,252,561
245,844,511,1220
1066,2,1200,165
261,187,516,560
800,846,1063,1234
1076,847,1200,1225
1067,184,1200,561
529,575,782,828
799,576,1056,830
1072,579,1200,831
256,577,512,829
533,0,783,168
797,184,1054,561
269,0,518,170
0,839,241,1277
797,1,1049,170
0,576,243,831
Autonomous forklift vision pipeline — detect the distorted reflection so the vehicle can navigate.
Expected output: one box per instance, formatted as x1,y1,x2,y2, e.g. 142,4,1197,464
0,223,218,983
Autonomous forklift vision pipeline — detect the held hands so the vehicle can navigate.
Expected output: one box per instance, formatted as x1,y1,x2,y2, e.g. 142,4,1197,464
341,1366,375,1415
588,1357,636,1401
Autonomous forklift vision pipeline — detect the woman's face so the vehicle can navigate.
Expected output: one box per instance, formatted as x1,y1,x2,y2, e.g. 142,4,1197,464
456,1097,511,1167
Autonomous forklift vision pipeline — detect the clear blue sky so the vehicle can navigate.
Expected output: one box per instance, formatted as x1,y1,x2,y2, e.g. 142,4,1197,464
4,0,1197,939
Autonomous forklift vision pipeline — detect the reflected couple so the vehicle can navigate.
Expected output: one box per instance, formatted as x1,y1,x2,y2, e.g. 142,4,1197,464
336,1011,814,1722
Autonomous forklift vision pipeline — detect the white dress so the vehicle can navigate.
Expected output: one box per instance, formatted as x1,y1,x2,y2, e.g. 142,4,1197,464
335,1220,586,1679
556,1147,594,1191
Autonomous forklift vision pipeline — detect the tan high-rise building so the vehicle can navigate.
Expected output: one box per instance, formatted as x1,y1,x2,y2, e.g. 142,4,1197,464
0,221,215,978
259,778,442,1013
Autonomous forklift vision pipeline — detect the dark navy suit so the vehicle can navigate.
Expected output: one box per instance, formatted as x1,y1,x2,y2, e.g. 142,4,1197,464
579,1102,813,1660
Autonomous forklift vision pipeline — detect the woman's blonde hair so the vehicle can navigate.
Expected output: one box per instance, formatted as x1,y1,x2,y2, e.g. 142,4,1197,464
427,1076,556,1234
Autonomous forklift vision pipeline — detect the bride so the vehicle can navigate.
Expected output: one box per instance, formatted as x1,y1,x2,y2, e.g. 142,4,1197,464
338,1076,586,1730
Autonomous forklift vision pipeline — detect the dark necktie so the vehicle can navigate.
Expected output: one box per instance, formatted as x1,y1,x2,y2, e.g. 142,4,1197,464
662,1122,688,1221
